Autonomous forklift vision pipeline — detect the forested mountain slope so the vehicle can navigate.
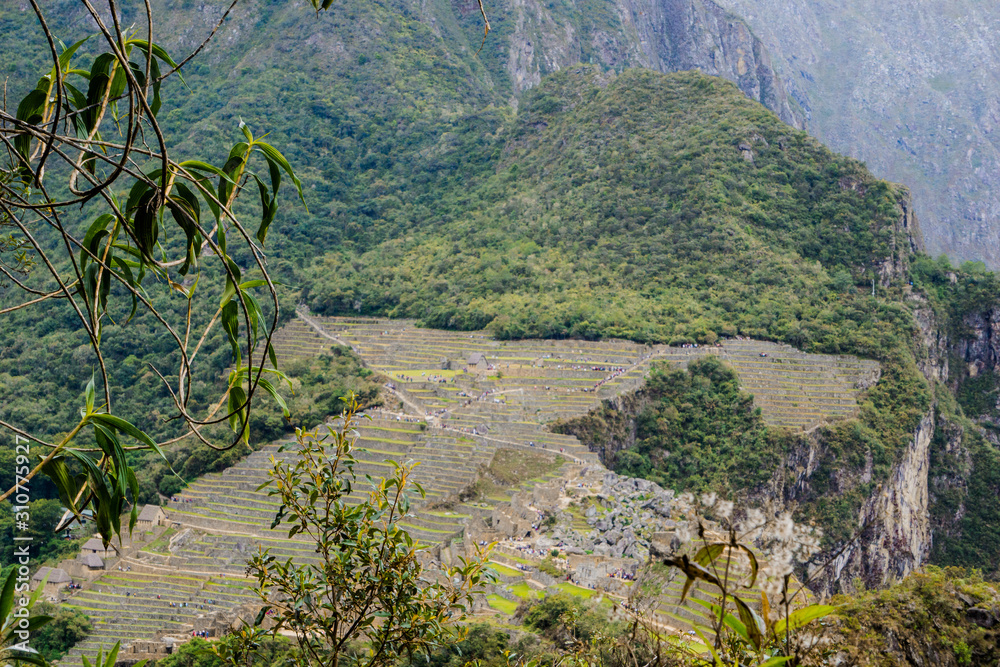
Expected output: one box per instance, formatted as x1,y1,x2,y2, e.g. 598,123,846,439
712,0,1000,268
3,0,1000,590
0,0,798,262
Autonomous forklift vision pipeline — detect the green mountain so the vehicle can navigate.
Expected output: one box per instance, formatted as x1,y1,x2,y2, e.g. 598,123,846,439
3,0,1000,593
304,65,1000,587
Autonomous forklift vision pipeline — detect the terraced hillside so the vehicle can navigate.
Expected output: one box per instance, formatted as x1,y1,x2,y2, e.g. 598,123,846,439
59,567,255,662
276,311,880,432
52,313,876,661
54,418,577,664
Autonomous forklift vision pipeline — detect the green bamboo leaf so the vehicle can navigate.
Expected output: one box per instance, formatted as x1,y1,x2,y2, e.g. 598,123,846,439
147,57,163,116
221,300,241,364
80,213,115,269
267,155,281,195
692,627,722,665
167,182,203,275
98,263,111,312
14,88,46,164
252,174,277,243
759,657,792,667
131,191,159,260
255,141,306,207
692,543,725,568
190,175,221,222
41,456,80,515
86,373,96,413
93,423,128,497
239,278,283,290
67,449,118,544
241,288,264,343
228,385,249,442
664,554,725,602
179,160,236,184
733,595,765,651
258,376,290,418
64,81,88,118
219,257,243,307
57,36,91,71
107,63,128,99
83,54,116,131
111,256,139,323
89,413,167,463
126,167,163,206
127,38,184,89
690,597,750,645
127,39,179,67
772,604,836,636
219,141,250,205
0,567,16,620
104,640,122,667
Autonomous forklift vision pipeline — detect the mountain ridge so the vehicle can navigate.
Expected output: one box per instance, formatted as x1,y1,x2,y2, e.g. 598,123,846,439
712,0,1000,267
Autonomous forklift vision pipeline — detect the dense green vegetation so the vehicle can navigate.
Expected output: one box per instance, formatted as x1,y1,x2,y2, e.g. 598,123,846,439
159,637,293,667
306,68,917,352
908,256,1000,576
29,603,92,662
557,357,793,495
833,566,1000,666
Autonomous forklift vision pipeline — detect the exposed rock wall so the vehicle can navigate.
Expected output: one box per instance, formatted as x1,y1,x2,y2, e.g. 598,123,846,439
957,307,1000,380
878,186,926,287
710,0,1000,269
618,0,802,127
825,411,934,591
493,0,803,126
911,296,950,384
550,391,652,465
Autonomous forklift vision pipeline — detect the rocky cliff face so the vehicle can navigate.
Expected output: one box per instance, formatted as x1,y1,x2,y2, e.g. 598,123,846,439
472,0,802,125
618,0,801,126
550,392,653,466
957,308,1000,381
710,0,1000,268
825,411,934,591
876,185,926,287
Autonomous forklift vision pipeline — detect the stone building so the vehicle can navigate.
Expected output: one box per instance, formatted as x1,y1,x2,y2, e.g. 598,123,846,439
136,504,167,530
32,567,72,597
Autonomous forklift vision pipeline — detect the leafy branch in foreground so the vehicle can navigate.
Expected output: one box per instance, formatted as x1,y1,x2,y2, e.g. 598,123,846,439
0,0,318,547
660,495,835,667
220,395,493,667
